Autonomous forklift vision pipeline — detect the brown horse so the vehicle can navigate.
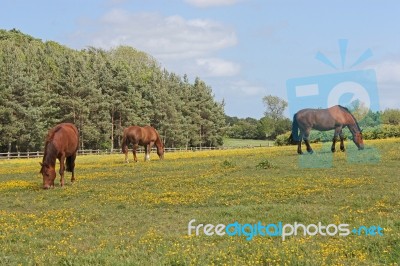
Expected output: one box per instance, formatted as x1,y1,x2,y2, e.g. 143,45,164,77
289,105,364,154
122,126,164,163
40,123,79,189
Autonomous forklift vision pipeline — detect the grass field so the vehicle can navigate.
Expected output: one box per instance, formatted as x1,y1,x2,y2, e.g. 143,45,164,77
222,138,274,148
0,139,399,265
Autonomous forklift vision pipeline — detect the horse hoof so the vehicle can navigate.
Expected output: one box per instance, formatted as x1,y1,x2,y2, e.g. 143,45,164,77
308,150,314,154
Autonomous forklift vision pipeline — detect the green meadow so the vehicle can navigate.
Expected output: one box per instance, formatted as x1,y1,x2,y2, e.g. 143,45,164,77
0,139,399,265
222,138,274,148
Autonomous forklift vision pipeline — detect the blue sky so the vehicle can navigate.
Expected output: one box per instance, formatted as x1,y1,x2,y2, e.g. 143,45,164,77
1,0,399,118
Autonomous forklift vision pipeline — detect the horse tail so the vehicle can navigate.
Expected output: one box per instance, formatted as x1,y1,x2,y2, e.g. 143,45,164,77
121,132,129,153
65,155,74,172
290,113,300,143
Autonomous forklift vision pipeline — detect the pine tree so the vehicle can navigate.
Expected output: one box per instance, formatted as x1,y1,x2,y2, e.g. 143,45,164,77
0,29,227,152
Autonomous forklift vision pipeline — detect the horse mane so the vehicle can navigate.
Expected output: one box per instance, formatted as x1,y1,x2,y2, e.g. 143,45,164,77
46,125,63,142
154,129,164,148
338,105,362,132
42,126,62,167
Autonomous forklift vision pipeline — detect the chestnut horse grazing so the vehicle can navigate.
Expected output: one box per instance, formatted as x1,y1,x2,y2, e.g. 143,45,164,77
122,126,164,163
40,123,79,189
289,105,364,154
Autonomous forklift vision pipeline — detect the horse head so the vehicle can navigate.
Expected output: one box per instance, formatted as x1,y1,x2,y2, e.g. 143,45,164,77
156,142,165,160
39,162,56,189
353,131,364,150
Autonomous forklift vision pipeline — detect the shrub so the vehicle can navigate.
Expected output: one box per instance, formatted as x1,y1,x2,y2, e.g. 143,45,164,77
221,160,236,168
275,131,292,146
256,159,276,169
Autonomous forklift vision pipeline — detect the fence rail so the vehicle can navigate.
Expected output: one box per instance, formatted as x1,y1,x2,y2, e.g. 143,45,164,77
0,143,273,160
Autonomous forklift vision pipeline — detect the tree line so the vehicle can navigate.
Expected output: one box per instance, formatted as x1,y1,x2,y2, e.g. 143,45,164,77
225,95,291,140
0,29,225,152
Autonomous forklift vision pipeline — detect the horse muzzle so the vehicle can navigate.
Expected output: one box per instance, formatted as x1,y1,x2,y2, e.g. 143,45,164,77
43,184,55,189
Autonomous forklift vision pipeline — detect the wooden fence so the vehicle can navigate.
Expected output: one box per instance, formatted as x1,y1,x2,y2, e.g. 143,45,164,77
0,143,273,160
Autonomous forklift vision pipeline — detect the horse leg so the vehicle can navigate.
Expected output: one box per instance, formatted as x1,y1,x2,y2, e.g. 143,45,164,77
331,127,341,152
133,144,138,162
331,137,337,152
147,142,154,161
304,129,313,154
339,130,345,152
59,154,66,187
304,139,313,154
297,130,303,154
70,154,77,183
297,140,303,154
124,146,129,163
144,144,150,161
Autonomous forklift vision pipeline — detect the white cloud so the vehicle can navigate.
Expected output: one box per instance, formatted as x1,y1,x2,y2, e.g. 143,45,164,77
196,58,240,77
228,80,266,96
373,60,400,84
79,9,237,61
366,59,400,109
184,0,243,8
106,0,128,4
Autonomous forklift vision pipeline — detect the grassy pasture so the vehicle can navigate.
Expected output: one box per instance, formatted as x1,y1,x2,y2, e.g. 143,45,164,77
0,139,399,265
222,138,274,148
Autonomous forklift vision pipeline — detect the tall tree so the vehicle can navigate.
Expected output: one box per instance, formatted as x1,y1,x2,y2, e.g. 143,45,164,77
0,29,227,152
262,95,288,120
260,95,290,139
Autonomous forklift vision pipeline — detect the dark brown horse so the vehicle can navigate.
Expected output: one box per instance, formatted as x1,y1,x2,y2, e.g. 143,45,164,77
289,105,364,154
40,123,79,189
122,126,164,163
